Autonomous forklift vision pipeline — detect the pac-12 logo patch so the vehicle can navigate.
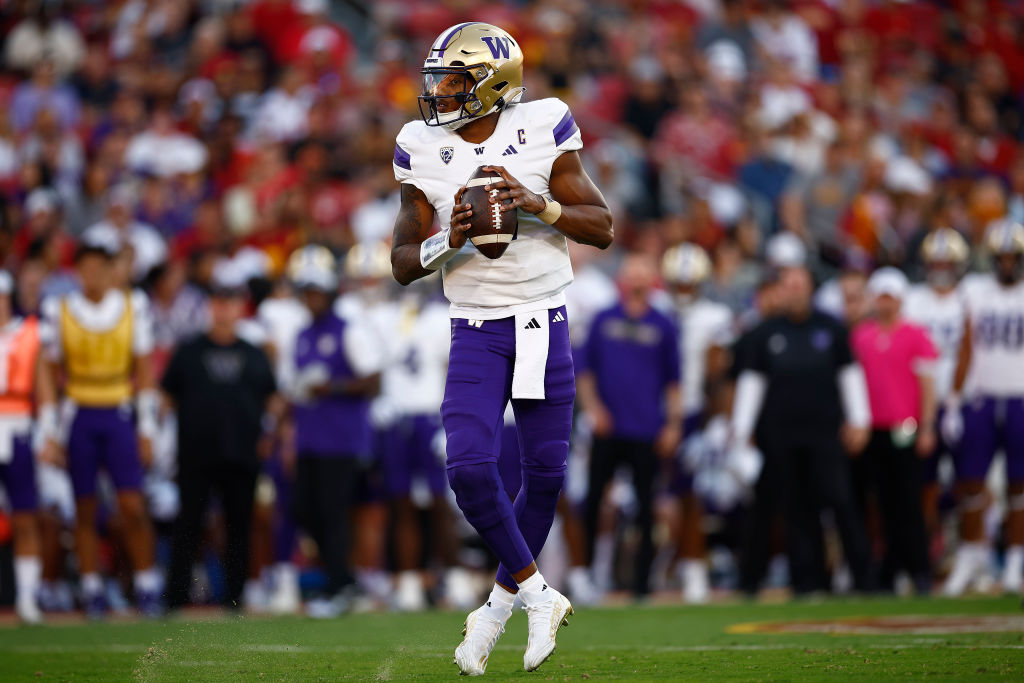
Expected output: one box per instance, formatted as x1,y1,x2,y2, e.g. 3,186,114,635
440,147,454,164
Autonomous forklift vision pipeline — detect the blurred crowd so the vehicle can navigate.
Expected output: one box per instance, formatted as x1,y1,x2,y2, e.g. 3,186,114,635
1,0,1024,620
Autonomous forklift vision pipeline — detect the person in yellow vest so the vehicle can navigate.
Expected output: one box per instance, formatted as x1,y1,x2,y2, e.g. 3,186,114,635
0,270,45,623
37,229,162,618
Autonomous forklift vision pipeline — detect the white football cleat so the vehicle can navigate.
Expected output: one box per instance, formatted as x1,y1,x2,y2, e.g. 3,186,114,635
454,605,507,676
16,596,43,625
523,589,573,672
682,560,710,605
1002,546,1024,594
394,571,428,612
445,567,480,610
944,544,987,597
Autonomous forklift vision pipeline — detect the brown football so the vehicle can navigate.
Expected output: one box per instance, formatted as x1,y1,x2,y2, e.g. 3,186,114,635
462,166,517,260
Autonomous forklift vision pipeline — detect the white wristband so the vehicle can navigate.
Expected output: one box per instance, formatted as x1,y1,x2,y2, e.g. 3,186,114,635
136,388,160,440
420,229,460,270
537,197,562,225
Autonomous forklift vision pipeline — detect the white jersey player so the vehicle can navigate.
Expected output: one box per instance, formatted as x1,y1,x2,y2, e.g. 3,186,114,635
661,243,735,604
389,22,612,675
903,228,970,592
904,229,970,401
944,220,1024,595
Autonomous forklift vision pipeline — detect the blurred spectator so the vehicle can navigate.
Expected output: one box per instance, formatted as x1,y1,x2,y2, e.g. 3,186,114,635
4,5,84,77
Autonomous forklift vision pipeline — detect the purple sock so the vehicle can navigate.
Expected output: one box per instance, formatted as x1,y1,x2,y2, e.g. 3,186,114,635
448,461,534,576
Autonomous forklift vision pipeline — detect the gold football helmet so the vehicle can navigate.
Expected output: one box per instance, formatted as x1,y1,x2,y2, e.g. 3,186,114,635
662,243,712,286
419,22,525,130
921,228,969,265
985,218,1024,255
344,241,392,280
287,244,338,292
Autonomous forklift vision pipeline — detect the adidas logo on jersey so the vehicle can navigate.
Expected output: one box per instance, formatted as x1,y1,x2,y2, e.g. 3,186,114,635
501,145,518,156
524,318,541,329
551,311,566,323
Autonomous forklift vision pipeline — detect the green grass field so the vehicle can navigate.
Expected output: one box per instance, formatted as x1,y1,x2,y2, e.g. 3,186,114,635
2,597,1023,681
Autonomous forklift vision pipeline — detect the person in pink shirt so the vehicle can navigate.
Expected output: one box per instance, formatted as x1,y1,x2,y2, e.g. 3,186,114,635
851,267,939,594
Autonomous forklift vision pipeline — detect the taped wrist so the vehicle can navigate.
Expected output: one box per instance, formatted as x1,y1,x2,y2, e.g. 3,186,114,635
136,389,160,440
537,197,562,225
420,229,460,270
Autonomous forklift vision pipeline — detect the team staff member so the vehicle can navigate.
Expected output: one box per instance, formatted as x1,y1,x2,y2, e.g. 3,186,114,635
851,268,938,594
731,263,873,594
287,246,385,618
579,254,682,596
162,264,279,611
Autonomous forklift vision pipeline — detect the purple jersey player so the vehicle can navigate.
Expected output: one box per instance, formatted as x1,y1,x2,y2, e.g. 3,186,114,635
390,22,612,675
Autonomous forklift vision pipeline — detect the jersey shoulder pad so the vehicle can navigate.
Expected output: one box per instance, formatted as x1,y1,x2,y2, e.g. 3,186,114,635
519,98,581,151
393,121,445,180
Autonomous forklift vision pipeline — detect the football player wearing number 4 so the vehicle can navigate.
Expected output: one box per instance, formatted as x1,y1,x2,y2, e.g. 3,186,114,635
390,23,612,676
943,220,1024,595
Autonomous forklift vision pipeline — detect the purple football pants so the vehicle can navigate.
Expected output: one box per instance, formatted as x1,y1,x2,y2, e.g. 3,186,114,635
957,396,1024,483
443,306,574,590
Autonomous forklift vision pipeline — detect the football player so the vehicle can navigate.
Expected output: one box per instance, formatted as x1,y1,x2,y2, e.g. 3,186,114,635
0,270,45,622
903,229,969,566
943,220,1024,595
37,230,162,617
390,23,612,674
661,244,735,603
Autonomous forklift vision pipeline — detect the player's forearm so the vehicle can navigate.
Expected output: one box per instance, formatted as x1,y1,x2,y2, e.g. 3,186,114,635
391,183,438,285
576,372,603,413
330,373,381,397
551,205,613,249
952,318,972,396
663,384,683,425
391,243,433,285
918,370,937,430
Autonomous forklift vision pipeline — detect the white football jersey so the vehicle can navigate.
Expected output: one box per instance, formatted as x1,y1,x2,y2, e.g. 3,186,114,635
257,296,311,388
394,98,583,319
383,298,450,415
564,264,617,349
961,275,1024,397
903,284,966,399
676,299,735,415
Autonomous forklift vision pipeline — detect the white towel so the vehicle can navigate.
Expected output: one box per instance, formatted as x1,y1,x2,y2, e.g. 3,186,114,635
512,310,549,400
0,414,31,464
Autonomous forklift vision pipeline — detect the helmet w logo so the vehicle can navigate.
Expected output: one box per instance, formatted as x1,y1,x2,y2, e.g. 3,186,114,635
481,36,511,60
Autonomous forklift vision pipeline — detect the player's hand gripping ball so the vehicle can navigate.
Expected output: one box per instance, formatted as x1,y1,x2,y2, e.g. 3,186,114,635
459,165,521,259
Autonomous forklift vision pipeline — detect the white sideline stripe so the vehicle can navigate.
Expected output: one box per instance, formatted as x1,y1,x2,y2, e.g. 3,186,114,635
6,642,1024,655
470,234,513,245
465,177,502,188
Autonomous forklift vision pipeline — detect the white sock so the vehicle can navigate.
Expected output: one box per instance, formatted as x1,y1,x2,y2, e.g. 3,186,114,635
14,556,41,605
133,567,162,593
517,572,553,607
81,572,103,595
1005,545,1024,571
482,583,515,622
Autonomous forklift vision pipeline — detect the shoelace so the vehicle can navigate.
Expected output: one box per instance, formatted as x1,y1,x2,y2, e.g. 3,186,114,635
523,600,555,644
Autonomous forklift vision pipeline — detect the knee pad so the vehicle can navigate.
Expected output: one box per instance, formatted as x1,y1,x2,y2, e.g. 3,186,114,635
447,463,512,531
519,468,565,510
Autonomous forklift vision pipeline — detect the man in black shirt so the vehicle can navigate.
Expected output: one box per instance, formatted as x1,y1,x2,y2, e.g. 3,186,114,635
731,265,873,594
162,267,278,610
